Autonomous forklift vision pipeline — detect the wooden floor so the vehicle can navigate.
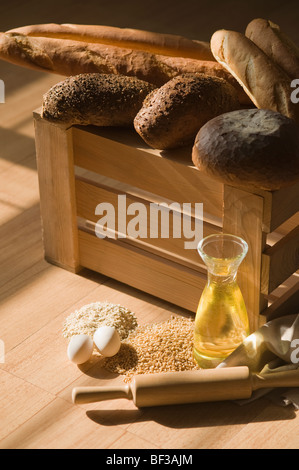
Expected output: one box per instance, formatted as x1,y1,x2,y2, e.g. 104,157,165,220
0,0,299,450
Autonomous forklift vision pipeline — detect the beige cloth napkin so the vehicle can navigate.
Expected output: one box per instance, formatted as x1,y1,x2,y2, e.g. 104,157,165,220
217,313,299,407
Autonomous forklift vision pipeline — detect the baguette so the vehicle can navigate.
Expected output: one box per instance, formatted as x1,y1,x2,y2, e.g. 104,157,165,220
7,23,215,61
245,18,299,80
0,32,249,103
210,29,299,123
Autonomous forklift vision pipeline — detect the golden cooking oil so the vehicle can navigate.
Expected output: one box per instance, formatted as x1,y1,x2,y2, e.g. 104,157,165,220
193,234,250,368
193,277,250,368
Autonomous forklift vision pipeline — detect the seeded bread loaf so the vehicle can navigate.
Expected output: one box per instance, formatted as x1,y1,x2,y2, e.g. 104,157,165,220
245,18,299,80
210,29,299,123
192,109,299,190
0,32,250,104
134,73,241,150
42,73,156,126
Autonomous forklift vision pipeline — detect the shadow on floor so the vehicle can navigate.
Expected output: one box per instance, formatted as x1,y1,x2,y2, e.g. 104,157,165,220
86,395,297,429
78,267,194,319
0,127,37,169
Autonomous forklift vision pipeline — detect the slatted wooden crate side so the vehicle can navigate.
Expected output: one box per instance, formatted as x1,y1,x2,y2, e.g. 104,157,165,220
261,225,299,295
223,185,268,332
222,182,299,331
78,229,206,312
75,176,221,271
263,283,299,321
268,182,299,232
33,113,81,273
72,126,224,221
223,179,299,234
258,184,299,321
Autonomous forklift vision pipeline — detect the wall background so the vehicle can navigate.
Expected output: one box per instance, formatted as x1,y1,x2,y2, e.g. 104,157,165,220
1,0,299,42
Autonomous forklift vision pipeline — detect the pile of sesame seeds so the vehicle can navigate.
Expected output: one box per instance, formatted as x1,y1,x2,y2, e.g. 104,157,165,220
62,301,138,341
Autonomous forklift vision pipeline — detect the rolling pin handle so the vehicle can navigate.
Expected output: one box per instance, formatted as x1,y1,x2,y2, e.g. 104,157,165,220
72,384,133,404
251,369,299,391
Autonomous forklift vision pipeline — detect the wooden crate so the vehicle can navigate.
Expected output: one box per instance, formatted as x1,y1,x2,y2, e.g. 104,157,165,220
33,108,299,333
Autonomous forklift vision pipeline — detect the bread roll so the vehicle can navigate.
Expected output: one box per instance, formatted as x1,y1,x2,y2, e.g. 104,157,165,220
210,29,299,123
134,73,240,150
0,32,250,104
42,73,156,126
7,23,215,61
245,18,299,79
192,109,299,190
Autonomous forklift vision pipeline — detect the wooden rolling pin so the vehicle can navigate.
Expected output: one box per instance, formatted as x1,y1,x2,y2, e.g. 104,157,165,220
72,366,299,407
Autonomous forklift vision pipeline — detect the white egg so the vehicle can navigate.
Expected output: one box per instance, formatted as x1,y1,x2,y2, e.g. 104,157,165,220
93,326,121,357
67,334,93,364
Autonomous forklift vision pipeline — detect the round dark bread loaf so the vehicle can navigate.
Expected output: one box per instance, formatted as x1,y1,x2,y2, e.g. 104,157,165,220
192,109,299,190
133,73,241,149
42,73,156,126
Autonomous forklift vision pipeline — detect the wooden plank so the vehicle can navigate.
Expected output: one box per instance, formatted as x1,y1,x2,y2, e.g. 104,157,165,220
0,370,54,442
75,177,220,270
0,204,43,290
269,182,299,232
268,213,299,242
262,283,299,321
217,178,299,235
261,225,299,294
223,185,267,333
0,397,126,449
81,219,207,274
222,402,299,449
0,263,107,354
74,167,223,227
72,125,223,219
33,114,80,273
78,229,206,312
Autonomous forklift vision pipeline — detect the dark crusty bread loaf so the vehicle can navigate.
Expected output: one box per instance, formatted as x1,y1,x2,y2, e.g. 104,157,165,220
42,73,156,126
210,29,299,124
134,73,241,150
192,109,299,190
7,23,215,61
0,32,250,104
245,18,299,80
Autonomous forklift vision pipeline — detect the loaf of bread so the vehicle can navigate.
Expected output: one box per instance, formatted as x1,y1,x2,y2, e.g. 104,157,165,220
245,18,299,80
42,73,156,126
192,109,299,190
210,29,299,123
0,32,250,104
7,23,215,61
134,73,241,149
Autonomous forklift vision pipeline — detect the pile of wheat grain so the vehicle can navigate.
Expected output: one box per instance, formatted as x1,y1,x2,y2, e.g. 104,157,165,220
104,315,198,381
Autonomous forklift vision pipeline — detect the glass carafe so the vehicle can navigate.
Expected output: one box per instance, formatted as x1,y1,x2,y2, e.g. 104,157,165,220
193,233,250,368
